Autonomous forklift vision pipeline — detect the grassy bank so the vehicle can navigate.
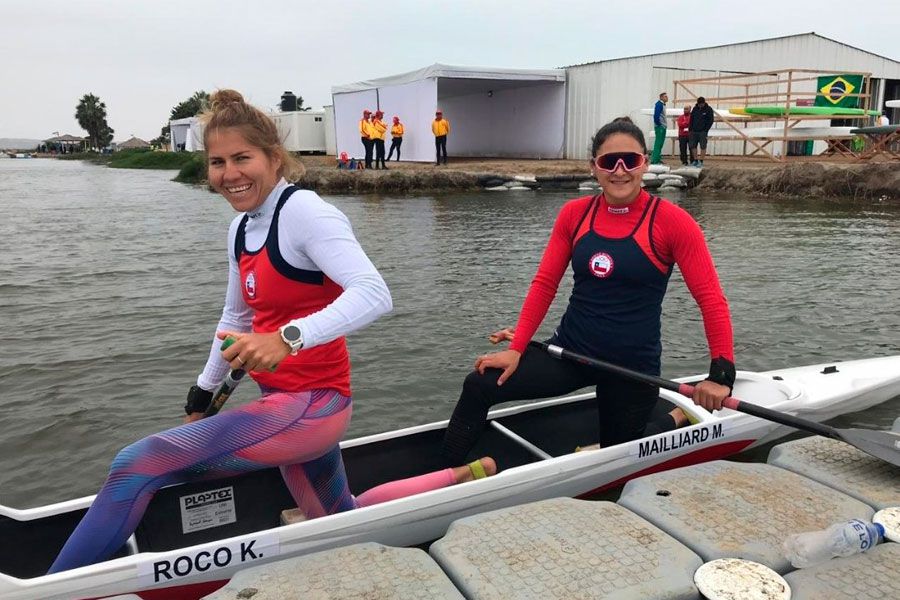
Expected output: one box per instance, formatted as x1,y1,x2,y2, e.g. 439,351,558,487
67,150,898,200
108,149,196,170
58,149,197,171
56,151,112,165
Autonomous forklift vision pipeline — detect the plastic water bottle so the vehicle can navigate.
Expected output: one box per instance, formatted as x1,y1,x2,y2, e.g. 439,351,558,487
783,519,885,568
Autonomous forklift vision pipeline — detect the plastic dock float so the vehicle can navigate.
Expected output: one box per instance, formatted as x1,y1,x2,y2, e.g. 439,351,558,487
202,542,464,600
782,542,900,599
768,435,900,510
429,497,702,600
616,461,875,574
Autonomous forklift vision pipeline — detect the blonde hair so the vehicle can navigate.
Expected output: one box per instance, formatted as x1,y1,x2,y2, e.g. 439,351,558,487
200,89,305,181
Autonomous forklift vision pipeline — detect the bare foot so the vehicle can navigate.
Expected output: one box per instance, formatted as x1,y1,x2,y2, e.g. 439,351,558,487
453,456,497,483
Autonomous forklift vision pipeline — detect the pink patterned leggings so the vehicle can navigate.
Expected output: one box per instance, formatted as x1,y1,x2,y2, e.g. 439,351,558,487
48,388,455,573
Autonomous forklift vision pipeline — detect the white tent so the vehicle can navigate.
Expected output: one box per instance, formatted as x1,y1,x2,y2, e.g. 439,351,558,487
332,64,566,163
169,117,204,152
324,105,336,156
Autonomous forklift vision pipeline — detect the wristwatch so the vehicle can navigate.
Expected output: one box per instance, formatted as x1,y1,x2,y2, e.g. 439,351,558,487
279,323,304,355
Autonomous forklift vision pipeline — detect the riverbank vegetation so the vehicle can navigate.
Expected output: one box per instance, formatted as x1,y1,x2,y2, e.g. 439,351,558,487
57,148,197,170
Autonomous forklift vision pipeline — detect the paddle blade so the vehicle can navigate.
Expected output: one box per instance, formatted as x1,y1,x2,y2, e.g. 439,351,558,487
837,429,900,467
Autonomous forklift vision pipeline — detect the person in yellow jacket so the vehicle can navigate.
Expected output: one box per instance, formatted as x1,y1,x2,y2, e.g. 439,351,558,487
387,116,404,162
359,109,374,169
371,110,388,169
432,109,450,165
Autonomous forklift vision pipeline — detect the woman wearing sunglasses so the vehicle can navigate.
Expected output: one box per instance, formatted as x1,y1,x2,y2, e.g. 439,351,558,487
441,117,734,463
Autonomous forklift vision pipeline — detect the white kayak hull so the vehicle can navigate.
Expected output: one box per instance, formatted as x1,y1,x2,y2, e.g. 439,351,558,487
2,355,898,600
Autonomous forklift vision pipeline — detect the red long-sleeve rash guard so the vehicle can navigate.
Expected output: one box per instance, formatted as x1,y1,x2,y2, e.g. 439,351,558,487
509,191,734,362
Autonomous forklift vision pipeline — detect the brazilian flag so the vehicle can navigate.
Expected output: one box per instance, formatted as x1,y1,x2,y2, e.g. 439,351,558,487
815,74,864,108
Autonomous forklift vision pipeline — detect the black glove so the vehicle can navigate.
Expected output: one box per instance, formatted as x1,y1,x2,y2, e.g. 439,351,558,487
184,385,213,415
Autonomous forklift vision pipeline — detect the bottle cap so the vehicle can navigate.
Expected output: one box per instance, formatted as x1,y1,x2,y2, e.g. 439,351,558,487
694,558,790,600
873,506,898,542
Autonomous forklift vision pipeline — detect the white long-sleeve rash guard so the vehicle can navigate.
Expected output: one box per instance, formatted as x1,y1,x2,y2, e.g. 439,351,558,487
197,179,393,391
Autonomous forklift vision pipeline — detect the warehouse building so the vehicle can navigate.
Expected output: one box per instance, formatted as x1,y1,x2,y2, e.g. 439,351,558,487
564,32,900,159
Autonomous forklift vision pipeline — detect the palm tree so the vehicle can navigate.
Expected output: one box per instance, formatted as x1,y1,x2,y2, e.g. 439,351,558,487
75,94,114,151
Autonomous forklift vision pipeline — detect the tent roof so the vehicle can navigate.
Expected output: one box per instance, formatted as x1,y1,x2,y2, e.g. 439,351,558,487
44,134,85,142
332,63,565,94
119,137,150,148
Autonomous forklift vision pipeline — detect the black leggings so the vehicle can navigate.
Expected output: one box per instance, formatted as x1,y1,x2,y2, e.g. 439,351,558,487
387,137,402,161
435,135,447,164
373,139,386,167
440,345,660,465
361,137,373,168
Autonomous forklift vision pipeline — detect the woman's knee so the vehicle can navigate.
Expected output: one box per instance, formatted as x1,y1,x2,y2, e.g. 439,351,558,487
460,369,502,407
109,434,167,473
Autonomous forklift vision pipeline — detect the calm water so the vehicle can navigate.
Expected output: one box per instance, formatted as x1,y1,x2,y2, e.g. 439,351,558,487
0,158,898,508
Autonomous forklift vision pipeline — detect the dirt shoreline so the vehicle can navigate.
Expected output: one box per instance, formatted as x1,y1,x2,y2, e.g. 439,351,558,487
295,155,900,200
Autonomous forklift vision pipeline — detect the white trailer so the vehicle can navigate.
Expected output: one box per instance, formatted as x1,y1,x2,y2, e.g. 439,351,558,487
272,110,326,153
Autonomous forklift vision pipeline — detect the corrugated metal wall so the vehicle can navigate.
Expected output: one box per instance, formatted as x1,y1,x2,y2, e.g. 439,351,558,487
565,56,652,160
565,34,900,159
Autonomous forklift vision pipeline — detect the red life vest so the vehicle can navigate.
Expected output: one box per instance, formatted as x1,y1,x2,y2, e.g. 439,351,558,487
235,186,351,395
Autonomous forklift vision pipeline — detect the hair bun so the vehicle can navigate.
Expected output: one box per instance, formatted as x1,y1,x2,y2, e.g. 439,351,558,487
208,89,245,111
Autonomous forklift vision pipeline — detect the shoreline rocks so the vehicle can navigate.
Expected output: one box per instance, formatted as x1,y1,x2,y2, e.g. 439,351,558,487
696,162,900,201
172,155,899,201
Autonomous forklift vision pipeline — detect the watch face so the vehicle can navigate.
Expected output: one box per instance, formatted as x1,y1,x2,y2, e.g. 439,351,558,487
283,325,302,342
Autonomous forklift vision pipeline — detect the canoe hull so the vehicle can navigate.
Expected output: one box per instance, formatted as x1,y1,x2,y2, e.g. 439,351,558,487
1,356,898,600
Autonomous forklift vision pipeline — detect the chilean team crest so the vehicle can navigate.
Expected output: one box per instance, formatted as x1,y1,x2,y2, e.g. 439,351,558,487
589,252,614,278
244,271,257,299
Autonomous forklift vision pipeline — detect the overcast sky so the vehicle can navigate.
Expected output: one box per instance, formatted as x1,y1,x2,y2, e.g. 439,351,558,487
2,0,898,141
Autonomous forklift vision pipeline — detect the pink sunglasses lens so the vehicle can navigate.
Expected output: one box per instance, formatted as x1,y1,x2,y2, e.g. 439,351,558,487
595,153,644,171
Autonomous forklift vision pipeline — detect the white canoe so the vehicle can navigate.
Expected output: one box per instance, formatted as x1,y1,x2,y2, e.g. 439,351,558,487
2,355,899,600
640,107,751,120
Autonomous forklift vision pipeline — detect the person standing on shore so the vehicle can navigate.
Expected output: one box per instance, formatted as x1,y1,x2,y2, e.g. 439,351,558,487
651,92,668,164
676,105,692,166
387,116,404,161
432,109,450,165
372,110,388,170
359,109,374,169
689,97,715,167
440,116,734,466
47,89,496,574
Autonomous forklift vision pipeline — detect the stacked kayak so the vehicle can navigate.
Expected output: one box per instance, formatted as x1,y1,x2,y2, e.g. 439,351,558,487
730,106,881,117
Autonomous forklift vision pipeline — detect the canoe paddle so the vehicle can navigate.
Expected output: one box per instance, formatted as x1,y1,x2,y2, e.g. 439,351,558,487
203,337,246,418
529,340,900,467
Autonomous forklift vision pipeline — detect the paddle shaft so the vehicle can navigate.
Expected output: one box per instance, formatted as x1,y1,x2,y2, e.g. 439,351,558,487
203,368,246,418
528,340,842,440
202,336,246,418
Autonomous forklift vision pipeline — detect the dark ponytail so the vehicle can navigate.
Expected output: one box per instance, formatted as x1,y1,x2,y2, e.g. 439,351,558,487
589,116,648,158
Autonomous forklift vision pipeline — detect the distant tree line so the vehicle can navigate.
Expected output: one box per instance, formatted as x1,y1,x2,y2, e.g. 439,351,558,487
68,89,313,151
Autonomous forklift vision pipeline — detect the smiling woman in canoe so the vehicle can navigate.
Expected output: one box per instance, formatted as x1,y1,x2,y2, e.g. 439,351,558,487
441,116,736,465
48,89,495,573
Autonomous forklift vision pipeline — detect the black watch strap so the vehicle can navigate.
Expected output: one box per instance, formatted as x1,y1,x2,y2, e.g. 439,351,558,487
706,357,736,392
184,385,214,415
